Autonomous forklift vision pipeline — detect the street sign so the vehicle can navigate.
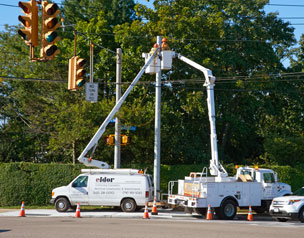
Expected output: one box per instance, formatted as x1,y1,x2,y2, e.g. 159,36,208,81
122,126,136,131
85,82,98,102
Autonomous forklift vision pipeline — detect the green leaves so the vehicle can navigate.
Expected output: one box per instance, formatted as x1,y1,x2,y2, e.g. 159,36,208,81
0,0,303,168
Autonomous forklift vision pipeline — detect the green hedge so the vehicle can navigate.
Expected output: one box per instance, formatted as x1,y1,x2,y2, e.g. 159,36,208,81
0,163,303,206
0,163,83,206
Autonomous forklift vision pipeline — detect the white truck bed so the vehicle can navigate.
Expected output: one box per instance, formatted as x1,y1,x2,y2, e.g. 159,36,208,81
169,178,262,208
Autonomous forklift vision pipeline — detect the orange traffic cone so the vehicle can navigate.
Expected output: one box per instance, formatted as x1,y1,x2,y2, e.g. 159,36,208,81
247,205,253,221
206,204,212,220
143,203,150,219
151,197,158,215
19,201,26,217
75,203,81,218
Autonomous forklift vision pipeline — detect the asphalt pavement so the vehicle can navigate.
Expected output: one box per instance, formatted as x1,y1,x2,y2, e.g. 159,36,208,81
0,207,274,221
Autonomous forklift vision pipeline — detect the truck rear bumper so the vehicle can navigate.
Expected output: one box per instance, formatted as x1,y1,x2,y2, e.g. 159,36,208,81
168,195,206,208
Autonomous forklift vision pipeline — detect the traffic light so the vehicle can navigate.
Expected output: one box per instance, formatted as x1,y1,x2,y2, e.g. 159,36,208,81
40,0,61,60
18,0,38,46
121,135,130,145
75,56,87,88
68,56,87,91
105,134,115,146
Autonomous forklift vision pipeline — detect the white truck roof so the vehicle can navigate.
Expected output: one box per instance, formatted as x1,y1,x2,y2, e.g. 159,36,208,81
81,169,145,175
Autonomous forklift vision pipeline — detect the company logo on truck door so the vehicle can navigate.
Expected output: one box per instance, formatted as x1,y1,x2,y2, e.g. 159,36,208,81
96,177,115,182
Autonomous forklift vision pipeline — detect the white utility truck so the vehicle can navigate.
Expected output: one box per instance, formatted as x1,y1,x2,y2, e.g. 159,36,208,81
51,169,153,212
165,54,292,220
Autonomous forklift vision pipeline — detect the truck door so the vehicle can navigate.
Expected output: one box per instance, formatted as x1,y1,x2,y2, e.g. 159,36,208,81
262,172,276,199
147,175,153,200
69,175,89,205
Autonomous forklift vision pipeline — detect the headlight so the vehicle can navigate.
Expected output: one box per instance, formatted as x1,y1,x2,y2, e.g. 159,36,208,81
288,199,301,205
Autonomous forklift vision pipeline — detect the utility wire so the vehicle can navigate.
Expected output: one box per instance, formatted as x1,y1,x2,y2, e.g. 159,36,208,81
0,3,18,8
267,3,304,7
2,73,304,84
2,1,304,9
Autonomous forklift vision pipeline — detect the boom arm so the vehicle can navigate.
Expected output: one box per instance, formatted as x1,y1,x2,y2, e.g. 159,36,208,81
175,53,228,177
77,48,160,168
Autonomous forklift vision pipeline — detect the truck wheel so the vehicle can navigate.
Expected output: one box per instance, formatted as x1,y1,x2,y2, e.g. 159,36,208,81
55,197,70,212
299,207,304,223
216,199,237,220
121,198,136,212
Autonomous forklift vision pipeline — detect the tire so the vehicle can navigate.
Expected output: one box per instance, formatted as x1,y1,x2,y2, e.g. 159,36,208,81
121,198,137,212
55,197,70,212
275,218,288,222
216,199,237,220
299,207,304,223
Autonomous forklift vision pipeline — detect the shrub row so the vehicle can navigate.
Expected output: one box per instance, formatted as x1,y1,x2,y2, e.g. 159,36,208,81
0,163,303,206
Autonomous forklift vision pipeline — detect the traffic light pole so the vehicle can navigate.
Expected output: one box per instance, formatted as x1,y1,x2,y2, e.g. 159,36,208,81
154,36,162,201
90,42,94,82
114,48,122,169
74,30,77,57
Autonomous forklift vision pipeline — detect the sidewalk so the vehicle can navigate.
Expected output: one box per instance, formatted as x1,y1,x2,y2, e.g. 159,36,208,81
0,208,193,219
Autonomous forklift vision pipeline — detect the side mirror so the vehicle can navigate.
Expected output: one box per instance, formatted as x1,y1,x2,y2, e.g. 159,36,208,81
274,172,278,182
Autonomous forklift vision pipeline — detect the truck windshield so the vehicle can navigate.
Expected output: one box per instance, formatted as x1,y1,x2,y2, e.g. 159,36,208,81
72,176,88,187
294,188,304,196
240,170,255,180
263,173,275,183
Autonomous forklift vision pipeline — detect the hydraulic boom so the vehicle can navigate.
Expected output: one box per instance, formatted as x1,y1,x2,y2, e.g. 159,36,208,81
77,48,160,168
175,53,228,177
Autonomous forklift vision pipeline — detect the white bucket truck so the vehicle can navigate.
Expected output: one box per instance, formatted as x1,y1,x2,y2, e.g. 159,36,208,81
51,169,153,212
165,54,292,219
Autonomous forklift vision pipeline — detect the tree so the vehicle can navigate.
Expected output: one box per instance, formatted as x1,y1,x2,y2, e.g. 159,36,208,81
0,0,300,167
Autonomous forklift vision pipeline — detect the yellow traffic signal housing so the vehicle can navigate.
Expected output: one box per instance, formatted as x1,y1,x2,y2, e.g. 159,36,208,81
106,134,115,146
18,0,38,46
121,135,130,145
68,56,76,91
68,56,87,91
40,0,61,60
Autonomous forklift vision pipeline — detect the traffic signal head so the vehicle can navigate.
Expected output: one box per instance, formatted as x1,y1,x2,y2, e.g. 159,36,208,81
68,56,87,91
75,56,87,88
40,0,61,60
121,135,130,145
106,135,115,146
18,0,38,46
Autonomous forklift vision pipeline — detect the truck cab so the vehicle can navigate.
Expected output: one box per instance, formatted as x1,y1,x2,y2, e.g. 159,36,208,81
236,166,292,212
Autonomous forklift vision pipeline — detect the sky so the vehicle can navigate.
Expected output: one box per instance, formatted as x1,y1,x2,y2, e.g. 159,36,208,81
0,0,303,46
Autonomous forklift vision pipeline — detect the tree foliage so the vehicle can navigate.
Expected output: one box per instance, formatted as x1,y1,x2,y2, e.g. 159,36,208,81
0,0,303,168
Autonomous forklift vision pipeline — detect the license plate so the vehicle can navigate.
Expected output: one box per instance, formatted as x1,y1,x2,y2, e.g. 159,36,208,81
274,207,279,212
